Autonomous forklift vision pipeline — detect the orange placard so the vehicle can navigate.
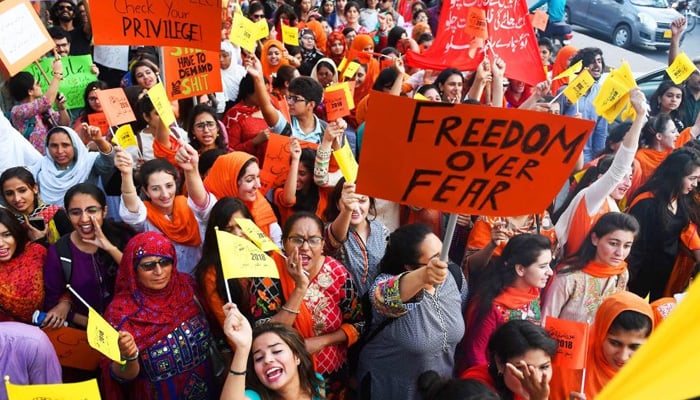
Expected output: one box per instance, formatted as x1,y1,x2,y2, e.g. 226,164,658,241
43,326,102,371
87,112,110,136
355,91,595,216
465,7,488,39
0,0,55,78
259,134,318,193
90,0,221,52
324,87,350,121
162,47,222,100
530,10,549,31
545,316,589,369
96,88,137,127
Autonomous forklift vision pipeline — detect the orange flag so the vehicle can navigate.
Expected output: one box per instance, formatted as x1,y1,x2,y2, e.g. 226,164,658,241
545,316,589,370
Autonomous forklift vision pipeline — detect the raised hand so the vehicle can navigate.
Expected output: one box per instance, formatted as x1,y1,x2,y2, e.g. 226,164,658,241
175,142,199,172
222,303,253,350
114,146,134,175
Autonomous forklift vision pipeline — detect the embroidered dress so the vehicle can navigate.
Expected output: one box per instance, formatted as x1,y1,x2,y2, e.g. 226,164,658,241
0,243,47,323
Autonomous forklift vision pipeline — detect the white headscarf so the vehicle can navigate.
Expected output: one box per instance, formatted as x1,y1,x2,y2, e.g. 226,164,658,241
220,40,246,104
33,126,101,205
310,57,339,87
0,112,41,174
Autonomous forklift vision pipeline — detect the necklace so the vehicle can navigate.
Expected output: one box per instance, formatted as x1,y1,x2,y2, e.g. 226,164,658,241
429,284,449,352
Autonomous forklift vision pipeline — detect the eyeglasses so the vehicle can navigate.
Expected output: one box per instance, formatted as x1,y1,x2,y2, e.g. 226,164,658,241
286,236,323,248
67,206,103,218
301,35,315,41
251,13,265,20
194,121,217,130
285,95,308,104
138,258,174,271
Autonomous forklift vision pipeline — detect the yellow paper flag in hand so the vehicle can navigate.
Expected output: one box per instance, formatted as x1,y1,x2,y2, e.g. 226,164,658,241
281,23,299,46
87,307,125,365
229,13,258,52
667,52,698,84
333,140,358,183
552,60,582,81
254,19,269,40
593,75,629,115
111,124,138,148
596,277,700,400
343,61,360,79
5,377,101,400
216,229,279,280
563,69,595,104
146,82,176,129
234,218,281,253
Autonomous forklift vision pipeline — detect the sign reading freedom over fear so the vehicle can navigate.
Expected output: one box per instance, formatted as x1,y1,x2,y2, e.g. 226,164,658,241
91,0,221,52
356,91,595,216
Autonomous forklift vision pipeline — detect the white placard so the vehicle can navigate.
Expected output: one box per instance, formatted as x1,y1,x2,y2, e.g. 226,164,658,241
93,45,130,71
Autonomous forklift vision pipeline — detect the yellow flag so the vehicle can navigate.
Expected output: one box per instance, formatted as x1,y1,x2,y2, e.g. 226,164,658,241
254,19,269,40
599,92,632,123
413,92,430,101
234,218,281,253
87,307,124,365
562,69,595,104
281,23,299,46
667,52,697,84
111,124,138,148
146,82,176,128
333,140,358,183
593,75,629,115
338,58,348,72
4,377,101,400
552,60,582,81
216,229,280,280
343,61,360,78
616,60,636,88
596,277,700,400
229,13,257,52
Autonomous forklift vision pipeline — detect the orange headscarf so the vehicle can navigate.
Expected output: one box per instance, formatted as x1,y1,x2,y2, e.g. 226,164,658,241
549,291,654,399
348,34,380,88
550,45,579,95
261,40,289,82
305,20,327,53
203,152,278,235
411,22,431,41
326,31,347,67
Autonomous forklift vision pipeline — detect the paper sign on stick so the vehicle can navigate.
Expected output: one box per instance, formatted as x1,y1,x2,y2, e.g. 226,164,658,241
96,88,136,127
259,134,319,193
43,326,101,371
0,0,55,78
90,0,220,52
147,82,177,128
4,377,101,400
552,60,582,81
530,10,549,31
563,69,595,104
87,307,125,365
112,124,139,149
235,218,281,253
88,113,110,136
229,13,257,52
333,140,358,183
93,45,129,71
23,55,95,109
355,91,595,216
281,23,299,46
545,317,589,369
667,52,697,85
255,19,270,40
324,86,351,121
343,61,360,78
162,47,222,101
216,229,280,279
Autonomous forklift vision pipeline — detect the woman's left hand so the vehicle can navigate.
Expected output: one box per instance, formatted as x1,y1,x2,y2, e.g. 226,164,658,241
23,215,47,242
83,123,104,143
506,361,550,400
81,216,114,251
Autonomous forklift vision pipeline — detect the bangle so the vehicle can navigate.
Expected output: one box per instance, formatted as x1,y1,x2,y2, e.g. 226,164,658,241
281,305,300,314
229,369,247,376
122,350,139,362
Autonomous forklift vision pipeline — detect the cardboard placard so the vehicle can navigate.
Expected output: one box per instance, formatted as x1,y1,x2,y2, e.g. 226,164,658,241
4,378,100,400
24,55,94,109
355,91,595,216
93,45,129,71
545,316,588,369
87,112,110,136
90,0,221,52
259,133,318,193
324,86,350,121
43,326,101,371
162,47,222,100
95,88,136,127
0,0,55,78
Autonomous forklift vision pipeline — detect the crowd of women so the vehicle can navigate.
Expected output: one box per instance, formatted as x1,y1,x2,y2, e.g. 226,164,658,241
0,0,698,399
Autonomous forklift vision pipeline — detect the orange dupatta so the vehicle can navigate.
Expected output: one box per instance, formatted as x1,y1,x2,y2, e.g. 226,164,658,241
549,291,654,400
261,40,289,82
493,286,539,310
582,260,627,278
635,148,670,185
144,195,201,246
203,151,278,235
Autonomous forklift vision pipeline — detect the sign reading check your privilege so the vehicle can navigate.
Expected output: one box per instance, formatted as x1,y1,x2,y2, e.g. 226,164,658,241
356,91,595,216
90,0,221,52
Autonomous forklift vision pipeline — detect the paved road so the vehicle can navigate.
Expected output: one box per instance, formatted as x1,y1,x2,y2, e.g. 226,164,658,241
566,22,700,73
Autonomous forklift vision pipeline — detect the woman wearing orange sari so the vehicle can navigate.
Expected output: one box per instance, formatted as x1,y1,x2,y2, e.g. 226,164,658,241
203,151,282,244
549,291,653,400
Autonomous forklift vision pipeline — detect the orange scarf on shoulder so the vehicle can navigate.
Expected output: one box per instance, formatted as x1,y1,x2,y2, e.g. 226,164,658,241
582,260,627,278
493,286,539,309
144,196,201,246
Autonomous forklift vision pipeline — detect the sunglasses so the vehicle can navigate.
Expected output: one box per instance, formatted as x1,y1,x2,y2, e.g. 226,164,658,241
57,5,74,11
138,258,174,271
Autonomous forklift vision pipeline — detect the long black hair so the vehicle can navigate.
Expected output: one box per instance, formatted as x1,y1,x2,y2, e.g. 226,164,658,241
292,148,321,214
378,223,433,276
